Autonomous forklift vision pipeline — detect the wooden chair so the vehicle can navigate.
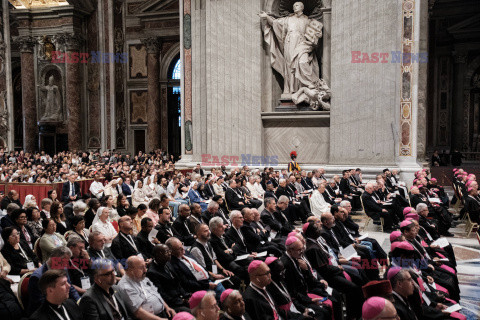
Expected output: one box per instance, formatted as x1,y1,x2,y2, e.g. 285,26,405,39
464,212,479,237
33,238,43,263
360,196,384,232
17,271,33,310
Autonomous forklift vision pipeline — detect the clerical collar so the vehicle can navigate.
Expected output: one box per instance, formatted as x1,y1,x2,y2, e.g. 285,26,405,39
46,300,63,309
251,281,266,290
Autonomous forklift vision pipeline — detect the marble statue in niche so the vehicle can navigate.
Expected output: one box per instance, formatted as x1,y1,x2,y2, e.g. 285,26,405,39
38,75,63,122
259,1,331,110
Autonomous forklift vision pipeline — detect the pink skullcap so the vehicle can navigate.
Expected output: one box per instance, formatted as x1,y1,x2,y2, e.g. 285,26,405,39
453,168,458,172
288,231,298,238
431,178,437,182
413,179,418,183
389,231,402,242
466,181,473,187
468,187,474,193
285,236,299,246
403,207,414,216
418,184,424,188
405,213,419,221
391,241,414,252
189,291,207,309
302,222,310,233
220,289,234,304
248,260,263,274
410,186,417,190
265,257,278,265
362,297,387,320
400,219,414,228
173,312,195,320
387,267,403,280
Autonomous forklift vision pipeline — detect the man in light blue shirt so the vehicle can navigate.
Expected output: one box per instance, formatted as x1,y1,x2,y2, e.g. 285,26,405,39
117,256,176,320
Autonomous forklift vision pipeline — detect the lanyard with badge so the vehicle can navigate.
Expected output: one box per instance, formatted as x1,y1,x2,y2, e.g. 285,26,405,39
18,245,35,270
69,259,91,289
50,305,71,320
120,233,143,258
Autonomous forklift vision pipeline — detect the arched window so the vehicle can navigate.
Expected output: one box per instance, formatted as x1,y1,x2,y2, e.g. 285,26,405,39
167,55,182,157
171,59,181,80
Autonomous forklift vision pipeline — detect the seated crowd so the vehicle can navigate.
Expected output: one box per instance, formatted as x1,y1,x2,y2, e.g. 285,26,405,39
0,158,472,320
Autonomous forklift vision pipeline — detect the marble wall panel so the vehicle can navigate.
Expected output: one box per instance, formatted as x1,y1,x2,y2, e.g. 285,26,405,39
130,90,148,124
129,44,147,79
330,0,401,165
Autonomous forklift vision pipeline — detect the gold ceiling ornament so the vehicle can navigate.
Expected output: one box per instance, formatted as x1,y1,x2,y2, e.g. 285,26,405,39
8,0,69,9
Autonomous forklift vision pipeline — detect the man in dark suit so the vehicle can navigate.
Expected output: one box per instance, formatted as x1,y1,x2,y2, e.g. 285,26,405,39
240,208,282,256
147,244,190,310
111,216,141,260
390,269,419,320
187,203,206,234
225,180,248,210
61,173,81,203
339,170,362,210
224,211,249,255
136,217,156,259
0,190,21,210
263,181,278,201
165,237,223,295
275,179,309,223
29,269,81,320
155,207,180,243
79,259,131,320
172,204,196,246
243,261,286,320
260,197,293,237
362,183,396,232
209,216,249,279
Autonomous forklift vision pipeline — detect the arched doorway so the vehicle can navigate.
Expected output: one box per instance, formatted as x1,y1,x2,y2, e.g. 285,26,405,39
167,55,181,158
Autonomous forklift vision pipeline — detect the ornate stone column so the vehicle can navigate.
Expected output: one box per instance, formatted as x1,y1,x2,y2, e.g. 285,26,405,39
142,37,161,152
452,51,467,151
18,36,37,152
64,33,83,151
321,0,332,87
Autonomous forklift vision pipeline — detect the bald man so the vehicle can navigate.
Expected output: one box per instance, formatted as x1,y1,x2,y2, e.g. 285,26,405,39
111,216,143,261
362,297,398,320
117,256,175,320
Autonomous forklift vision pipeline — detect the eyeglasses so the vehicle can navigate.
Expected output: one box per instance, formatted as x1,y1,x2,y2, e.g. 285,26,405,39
99,270,116,277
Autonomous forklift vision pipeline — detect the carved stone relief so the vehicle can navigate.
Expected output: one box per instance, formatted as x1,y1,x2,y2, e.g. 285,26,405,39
129,44,147,79
130,90,147,124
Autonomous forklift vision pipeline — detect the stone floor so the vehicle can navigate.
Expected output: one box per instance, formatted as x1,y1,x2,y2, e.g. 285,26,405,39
351,211,480,319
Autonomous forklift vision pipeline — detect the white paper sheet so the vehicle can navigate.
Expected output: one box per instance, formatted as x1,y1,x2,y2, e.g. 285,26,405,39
444,304,462,313
7,275,20,283
326,287,333,295
235,254,250,261
148,229,159,244
357,233,369,241
340,245,359,261
428,198,441,204
432,237,449,248
214,277,231,285
256,251,268,257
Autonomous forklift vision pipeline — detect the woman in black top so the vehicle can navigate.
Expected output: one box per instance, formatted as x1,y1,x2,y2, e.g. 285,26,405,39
1,227,40,275
12,209,37,250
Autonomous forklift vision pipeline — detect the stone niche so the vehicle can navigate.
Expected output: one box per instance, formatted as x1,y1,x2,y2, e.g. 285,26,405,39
37,64,65,124
260,0,331,164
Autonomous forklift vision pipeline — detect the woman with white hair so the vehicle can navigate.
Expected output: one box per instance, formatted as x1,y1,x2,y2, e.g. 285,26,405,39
23,194,38,209
188,181,208,212
91,207,117,247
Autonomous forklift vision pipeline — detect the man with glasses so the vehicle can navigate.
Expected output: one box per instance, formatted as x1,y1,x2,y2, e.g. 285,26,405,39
388,268,417,320
79,259,130,320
